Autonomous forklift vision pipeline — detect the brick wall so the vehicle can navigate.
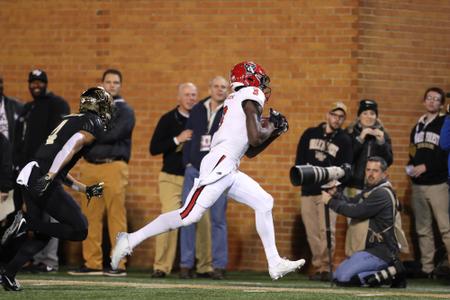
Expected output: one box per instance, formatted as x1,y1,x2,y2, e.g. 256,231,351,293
1,0,450,272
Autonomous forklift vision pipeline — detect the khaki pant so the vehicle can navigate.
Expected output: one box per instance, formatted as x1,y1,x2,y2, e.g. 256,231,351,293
411,183,450,273
153,172,183,274
301,195,337,273
80,160,129,270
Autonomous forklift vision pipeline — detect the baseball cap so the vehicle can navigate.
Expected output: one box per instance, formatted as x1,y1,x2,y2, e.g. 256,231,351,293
329,101,347,115
358,99,378,116
28,69,48,83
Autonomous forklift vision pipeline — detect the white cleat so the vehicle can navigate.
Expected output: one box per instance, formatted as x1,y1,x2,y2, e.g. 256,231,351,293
269,258,306,280
110,232,132,270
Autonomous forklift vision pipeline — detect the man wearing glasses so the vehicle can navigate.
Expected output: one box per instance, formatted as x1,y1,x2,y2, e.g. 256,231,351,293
407,87,450,278
294,102,352,281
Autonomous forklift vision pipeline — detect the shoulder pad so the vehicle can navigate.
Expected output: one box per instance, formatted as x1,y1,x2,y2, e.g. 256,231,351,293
238,87,266,108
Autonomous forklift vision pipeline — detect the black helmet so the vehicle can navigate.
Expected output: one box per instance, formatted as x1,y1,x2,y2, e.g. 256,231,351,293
80,87,113,129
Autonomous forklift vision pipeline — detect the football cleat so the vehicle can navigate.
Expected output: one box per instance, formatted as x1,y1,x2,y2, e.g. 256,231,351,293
269,258,305,280
110,232,132,270
1,211,27,246
1,273,22,291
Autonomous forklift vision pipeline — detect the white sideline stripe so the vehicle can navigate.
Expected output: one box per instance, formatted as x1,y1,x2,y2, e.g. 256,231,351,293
21,279,450,299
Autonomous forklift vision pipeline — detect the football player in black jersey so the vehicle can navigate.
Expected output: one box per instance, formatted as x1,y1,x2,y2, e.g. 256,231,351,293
0,87,113,291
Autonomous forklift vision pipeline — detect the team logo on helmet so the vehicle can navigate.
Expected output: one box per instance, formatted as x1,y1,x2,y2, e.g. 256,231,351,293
244,62,257,74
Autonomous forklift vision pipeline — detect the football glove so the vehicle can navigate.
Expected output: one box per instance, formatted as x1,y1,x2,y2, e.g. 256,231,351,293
269,108,289,135
29,174,52,198
86,182,104,204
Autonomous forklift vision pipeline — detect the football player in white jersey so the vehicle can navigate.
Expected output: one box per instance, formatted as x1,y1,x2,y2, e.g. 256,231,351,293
111,61,305,279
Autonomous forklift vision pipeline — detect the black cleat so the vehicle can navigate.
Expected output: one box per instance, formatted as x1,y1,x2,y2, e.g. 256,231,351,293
1,211,27,246
1,273,22,291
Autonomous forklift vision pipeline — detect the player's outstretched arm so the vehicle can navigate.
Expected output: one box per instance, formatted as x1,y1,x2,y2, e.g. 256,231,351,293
243,100,277,158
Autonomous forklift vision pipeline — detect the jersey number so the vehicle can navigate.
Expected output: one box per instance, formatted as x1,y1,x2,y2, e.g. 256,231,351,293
46,119,68,145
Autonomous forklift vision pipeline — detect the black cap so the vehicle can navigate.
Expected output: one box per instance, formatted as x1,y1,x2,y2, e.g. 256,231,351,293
28,69,48,83
358,99,378,116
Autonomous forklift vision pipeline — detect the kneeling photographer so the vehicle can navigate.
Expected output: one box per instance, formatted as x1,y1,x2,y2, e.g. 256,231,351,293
322,156,407,288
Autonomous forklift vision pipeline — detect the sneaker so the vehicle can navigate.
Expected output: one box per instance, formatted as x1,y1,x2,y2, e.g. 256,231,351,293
1,211,27,245
1,273,22,291
67,265,103,276
151,269,166,278
269,258,305,280
110,232,132,270
103,268,127,277
32,263,57,273
211,268,226,280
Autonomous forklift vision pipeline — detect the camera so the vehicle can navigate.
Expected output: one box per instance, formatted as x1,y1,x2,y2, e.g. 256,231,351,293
289,163,351,186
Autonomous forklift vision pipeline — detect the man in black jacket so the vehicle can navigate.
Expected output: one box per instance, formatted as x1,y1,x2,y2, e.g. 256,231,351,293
407,87,450,278
0,76,23,144
323,156,406,288
294,102,352,281
68,69,135,277
148,82,196,278
12,69,69,273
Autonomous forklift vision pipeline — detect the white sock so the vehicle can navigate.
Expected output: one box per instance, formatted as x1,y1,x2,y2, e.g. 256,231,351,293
128,210,183,249
255,210,281,268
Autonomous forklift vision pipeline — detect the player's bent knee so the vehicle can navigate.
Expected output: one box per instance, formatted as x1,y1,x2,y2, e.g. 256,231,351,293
258,193,274,212
180,207,205,227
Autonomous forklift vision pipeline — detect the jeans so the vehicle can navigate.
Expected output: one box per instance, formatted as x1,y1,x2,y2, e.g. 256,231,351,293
334,251,388,285
180,165,228,269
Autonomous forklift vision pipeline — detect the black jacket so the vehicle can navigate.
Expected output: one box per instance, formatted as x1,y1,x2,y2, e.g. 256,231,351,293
408,114,447,185
150,107,188,176
1,95,23,143
329,180,399,263
346,120,393,189
13,92,70,169
0,133,13,192
295,123,353,195
84,98,135,163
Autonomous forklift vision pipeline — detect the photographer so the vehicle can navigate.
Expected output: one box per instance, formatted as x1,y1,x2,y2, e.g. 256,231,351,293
294,102,352,281
322,156,406,288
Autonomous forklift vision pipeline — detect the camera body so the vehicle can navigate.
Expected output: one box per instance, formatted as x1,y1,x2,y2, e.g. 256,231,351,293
289,163,351,187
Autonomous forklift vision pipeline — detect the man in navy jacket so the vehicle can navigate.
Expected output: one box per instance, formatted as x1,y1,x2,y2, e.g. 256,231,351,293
180,76,229,279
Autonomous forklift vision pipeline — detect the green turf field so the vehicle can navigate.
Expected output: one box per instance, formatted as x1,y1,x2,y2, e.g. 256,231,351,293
1,270,449,300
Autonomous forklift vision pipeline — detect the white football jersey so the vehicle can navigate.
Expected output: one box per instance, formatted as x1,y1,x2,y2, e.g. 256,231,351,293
209,86,266,162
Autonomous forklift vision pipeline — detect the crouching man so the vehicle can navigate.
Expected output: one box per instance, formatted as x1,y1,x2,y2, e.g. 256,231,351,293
322,156,407,288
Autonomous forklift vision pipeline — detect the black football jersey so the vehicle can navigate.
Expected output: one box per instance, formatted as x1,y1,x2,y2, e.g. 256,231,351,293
34,112,104,178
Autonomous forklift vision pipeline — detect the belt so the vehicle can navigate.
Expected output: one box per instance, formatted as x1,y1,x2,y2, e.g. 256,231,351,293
86,158,125,164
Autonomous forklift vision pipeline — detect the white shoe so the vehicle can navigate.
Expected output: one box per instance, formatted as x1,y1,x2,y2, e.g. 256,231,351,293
110,232,132,270
269,258,305,280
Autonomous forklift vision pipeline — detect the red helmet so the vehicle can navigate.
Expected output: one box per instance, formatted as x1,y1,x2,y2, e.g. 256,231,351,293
230,61,271,100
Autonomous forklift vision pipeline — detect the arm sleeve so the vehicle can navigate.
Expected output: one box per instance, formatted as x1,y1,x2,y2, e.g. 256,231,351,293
329,188,388,219
149,114,177,156
336,132,353,166
440,116,450,150
182,114,194,166
373,130,394,167
0,135,13,192
295,129,310,165
99,105,135,144
49,132,84,174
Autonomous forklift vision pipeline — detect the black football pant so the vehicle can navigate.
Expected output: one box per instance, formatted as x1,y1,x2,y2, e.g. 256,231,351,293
5,179,88,277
